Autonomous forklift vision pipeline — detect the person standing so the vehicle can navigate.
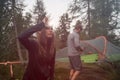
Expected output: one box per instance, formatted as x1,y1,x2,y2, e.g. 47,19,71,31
18,17,56,80
67,20,83,80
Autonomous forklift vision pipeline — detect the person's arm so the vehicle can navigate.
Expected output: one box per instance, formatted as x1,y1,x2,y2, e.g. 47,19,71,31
49,49,56,80
74,34,83,52
18,22,45,49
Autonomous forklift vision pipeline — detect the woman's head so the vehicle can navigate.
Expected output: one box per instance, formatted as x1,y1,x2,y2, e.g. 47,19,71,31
44,27,53,38
37,26,55,59
37,26,54,45
35,16,55,61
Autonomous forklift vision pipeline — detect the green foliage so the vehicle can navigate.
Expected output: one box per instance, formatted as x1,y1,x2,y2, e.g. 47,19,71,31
68,0,88,28
90,0,120,46
0,0,32,78
55,13,72,48
33,0,46,24
0,0,13,56
0,0,32,61
0,0,46,79
69,0,120,46
90,0,119,33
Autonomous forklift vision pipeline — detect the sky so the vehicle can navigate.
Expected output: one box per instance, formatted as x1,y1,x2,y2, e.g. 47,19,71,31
24,0,73,28
23,0,120,34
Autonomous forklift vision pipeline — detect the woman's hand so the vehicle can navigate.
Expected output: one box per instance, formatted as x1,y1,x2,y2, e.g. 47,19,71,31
42,17,49,26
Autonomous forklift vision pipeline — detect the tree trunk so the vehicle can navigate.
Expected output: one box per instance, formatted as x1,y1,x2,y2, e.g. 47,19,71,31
12,0,24,63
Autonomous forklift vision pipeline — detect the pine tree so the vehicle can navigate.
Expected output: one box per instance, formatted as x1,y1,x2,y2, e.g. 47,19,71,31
90,0,120,46
33,0,46,24
55,13,72,48
69,0,120,46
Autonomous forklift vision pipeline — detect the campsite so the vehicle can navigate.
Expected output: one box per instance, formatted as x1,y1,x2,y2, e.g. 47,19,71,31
55,36,120,80
0,0,120,80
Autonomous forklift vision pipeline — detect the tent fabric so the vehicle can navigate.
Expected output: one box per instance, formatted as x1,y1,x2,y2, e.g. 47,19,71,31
56,36,120,61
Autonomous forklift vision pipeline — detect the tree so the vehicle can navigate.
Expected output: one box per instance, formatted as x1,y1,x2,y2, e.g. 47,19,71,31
0,0,33,61
0,0,33,79
11,0,32,62
69,0,120,46
0,0,14,61
68,0,91,39
55,13,72,48
90,0,120,46
33,0,46,24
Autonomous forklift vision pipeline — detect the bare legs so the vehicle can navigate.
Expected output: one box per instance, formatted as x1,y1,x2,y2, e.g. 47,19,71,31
69,69,80,80
68,55,81,80
69,69,74,79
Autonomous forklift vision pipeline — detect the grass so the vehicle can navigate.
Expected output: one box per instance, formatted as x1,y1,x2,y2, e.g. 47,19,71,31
56,54,98,63
56,53,120,63
81,54,98,63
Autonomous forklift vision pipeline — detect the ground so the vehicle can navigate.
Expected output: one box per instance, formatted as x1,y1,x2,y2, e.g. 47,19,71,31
54,61,120,80
0,54,120,80
55,62,103,80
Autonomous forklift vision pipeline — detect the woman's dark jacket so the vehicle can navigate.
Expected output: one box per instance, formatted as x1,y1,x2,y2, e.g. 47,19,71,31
18,22,55,80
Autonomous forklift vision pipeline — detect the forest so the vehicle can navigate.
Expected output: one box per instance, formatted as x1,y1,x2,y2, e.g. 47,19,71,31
0,0,120,80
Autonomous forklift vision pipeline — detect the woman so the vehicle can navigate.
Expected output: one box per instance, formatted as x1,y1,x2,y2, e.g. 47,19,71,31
18,17,56,80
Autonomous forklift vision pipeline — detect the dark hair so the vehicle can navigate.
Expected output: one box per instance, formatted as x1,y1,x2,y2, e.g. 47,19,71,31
74,20,83,30
37,28,55,61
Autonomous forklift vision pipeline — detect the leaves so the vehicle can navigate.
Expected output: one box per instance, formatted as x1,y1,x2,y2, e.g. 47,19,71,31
33,0,46,24
69,0,120,46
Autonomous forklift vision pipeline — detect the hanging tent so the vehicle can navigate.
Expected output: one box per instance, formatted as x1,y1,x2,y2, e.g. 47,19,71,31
56,36,120,62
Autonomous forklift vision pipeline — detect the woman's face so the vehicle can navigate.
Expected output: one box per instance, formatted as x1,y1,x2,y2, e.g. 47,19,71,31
45,27,53,38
